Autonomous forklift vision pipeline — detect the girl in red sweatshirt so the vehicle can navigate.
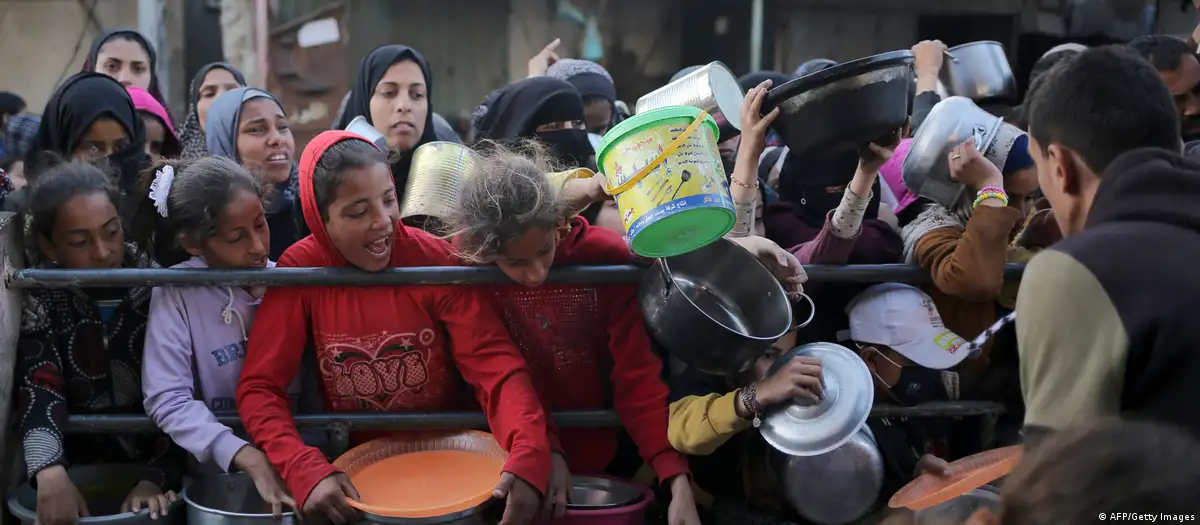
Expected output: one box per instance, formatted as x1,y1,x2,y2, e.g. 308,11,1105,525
236,131,550,525
450,142,700,525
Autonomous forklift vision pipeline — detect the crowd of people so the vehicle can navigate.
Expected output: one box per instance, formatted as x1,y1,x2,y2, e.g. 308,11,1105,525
1,20,1199,525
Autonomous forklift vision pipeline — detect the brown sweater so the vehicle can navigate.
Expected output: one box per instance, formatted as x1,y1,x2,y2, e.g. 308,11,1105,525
913,205,1022,376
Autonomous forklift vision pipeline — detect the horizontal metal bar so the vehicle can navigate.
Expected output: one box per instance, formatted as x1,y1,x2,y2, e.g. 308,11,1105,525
67,403,1008,433
9,264,1028,289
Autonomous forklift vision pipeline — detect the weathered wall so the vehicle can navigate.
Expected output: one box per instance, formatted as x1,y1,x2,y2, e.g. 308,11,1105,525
770,0,1030,71
507,0,683,103
0,0,138,112
0,0,188,117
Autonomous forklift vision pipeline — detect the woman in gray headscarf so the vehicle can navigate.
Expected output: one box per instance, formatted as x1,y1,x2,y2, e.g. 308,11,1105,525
205,87,301,258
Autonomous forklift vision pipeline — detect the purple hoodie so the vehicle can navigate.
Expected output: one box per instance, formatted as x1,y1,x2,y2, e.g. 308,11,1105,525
142,256,299,472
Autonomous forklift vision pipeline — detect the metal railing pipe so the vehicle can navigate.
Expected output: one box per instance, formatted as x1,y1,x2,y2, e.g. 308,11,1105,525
9,264,1028,289
66,402,1007,433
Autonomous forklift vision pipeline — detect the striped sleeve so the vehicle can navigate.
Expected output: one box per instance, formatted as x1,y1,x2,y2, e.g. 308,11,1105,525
1016,249,1128,437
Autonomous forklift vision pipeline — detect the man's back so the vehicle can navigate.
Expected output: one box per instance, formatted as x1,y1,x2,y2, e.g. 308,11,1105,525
1017,147,1200,439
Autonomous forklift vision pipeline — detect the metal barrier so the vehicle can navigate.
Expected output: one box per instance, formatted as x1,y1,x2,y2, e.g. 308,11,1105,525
7,263,1029,288
67,402,1008,433
0,202,1022,458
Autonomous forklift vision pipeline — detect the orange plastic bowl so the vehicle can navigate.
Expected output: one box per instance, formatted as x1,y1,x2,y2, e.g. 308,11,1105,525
889,445,1022,512
333,431,508,518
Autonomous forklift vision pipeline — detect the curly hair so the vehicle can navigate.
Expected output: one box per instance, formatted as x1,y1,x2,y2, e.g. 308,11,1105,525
449,140,568,263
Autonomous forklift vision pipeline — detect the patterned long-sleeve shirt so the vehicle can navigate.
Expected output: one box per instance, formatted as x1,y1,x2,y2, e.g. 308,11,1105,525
15,251,184,490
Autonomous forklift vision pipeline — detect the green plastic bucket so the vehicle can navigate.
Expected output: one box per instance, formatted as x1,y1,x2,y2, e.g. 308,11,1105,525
596,106,735,258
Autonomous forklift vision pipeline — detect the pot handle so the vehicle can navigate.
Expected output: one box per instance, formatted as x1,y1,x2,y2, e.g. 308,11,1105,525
943,49,959,63
790,292,816,332
657,262,674,298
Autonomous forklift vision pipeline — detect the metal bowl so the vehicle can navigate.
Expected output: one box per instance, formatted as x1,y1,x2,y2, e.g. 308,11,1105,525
639,237,793,375
764,50,914,156
913,487,1001,525
183,472,296,525
760,343,874,457
637,61,744,137
8,464,184,525
567,476,645,510
940,41,1017,102
400,141,481,234
902,96,1026,209
901,96,1002,209
773,425,883,525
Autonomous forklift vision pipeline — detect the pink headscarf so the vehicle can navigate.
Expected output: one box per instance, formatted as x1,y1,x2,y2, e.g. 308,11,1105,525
879,138,918,214
126,85,181,156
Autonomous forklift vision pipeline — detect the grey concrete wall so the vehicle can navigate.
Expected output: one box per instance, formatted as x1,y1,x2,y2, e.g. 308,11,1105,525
0,0,139,113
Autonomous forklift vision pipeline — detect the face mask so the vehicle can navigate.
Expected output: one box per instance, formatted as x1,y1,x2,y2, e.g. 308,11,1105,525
867,348,948,406
889,367,947,406
537,129,593,168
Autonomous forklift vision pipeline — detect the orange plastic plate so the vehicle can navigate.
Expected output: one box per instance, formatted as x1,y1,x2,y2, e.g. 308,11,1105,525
333,431,507,518
889,445,1023,511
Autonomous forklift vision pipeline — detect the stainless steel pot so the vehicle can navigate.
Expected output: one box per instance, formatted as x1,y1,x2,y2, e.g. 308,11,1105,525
940,41,1017,102
358,504,495,525
183,472,296,525
639,237,793,375
902,96,1010,209
7,464,184,525
912,487,1001,525
636,61,744,136
772,425,884,525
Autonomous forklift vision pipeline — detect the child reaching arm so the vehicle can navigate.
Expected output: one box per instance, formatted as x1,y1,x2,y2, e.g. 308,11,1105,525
133,157,293,517
451,141,701,525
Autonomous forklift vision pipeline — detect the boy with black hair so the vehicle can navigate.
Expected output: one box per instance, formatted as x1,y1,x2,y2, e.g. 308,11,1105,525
1017,45,1200,445
1127,35,1200,143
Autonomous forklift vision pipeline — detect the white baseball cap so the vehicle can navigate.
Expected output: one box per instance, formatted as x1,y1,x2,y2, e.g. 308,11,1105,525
846,283,969,370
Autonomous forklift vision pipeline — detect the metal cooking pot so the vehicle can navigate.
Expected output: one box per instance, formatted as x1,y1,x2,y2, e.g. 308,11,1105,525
913,487,1002,525
902,96,1026,209
940,41,1017,102
637,61,744,138
7,464,184,525
358,504,495,525
639,238,793,375
763,50,914,156
183,472,296,525
772,425,884,525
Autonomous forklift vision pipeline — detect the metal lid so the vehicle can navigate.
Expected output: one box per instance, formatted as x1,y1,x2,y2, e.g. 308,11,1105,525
567,476,645,510
760,342,874,457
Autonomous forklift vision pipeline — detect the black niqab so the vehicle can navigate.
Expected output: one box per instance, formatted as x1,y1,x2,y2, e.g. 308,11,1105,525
333,45,438,191
778,148,880,228
29,72,147,193
473,77,592,168
83,29,170,122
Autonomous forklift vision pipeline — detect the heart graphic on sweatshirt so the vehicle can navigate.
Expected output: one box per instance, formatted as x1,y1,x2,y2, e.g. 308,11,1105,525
319,331,439,411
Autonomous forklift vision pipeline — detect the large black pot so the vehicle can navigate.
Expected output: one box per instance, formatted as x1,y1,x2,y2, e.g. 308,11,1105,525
764,50,915,156
638,238,793,375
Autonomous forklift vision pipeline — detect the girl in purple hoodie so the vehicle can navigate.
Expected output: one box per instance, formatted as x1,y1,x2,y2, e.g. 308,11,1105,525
132,156,294,516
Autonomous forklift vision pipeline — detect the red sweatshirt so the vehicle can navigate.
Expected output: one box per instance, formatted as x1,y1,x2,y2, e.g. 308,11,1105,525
236,131,551,509
489,218,689,483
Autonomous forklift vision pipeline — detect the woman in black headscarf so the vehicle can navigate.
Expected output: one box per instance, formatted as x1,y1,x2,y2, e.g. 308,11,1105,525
27,73,147,193
333,45,437,191
82,29,170,121
178,62,248,159
473,76,593,169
